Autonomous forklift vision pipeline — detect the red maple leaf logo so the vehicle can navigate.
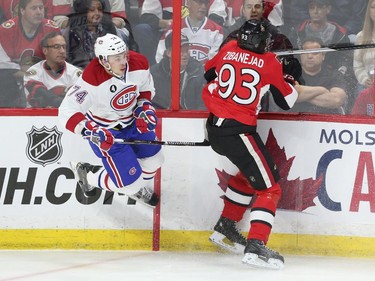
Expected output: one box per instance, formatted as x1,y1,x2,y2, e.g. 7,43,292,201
215,129,322,212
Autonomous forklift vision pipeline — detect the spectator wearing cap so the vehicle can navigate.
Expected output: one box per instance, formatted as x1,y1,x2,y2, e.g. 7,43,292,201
150,32,206,110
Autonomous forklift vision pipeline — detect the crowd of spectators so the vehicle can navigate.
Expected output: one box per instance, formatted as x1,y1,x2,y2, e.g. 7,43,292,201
0,0,372,115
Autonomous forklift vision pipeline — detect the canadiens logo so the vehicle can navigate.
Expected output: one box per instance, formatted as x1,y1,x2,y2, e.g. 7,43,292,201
26,126,63,166
111,84,137,110
2,19,15,28
129,167,137,176
189,43,210,62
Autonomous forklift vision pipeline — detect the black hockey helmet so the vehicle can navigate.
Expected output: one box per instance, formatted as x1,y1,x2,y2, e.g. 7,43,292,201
238,19,270,54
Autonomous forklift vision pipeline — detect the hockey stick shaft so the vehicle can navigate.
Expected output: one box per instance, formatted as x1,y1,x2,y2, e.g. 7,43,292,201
275,43,375,56
114,138,210,146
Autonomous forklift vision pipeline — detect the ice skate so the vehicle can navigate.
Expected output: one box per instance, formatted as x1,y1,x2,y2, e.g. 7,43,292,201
70,162,99,198
242,239,284,270
209,216,246,254
128,187,159,208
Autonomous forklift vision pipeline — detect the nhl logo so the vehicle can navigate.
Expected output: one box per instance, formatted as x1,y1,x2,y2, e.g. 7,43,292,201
26,126,63,166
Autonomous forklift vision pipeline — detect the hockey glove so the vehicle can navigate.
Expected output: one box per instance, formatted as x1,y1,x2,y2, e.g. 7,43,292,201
282,56,304,84
133,101,157,134
82,121,114,151
283,74,297,86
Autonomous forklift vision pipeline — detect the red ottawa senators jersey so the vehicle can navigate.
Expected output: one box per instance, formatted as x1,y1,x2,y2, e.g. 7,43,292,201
0,17,60,70
202,40,298,126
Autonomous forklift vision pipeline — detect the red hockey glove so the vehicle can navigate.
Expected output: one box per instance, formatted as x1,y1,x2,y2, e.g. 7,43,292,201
82,121,114,151
133,101,157,134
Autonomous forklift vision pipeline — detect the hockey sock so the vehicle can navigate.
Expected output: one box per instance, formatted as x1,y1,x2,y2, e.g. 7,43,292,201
142,169,157,182
247,183,281,244
94,167,144,195
222,172,255,222
86,166,105,190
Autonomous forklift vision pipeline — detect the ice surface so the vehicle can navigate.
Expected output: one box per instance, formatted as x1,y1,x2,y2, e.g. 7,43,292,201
0,250,374,281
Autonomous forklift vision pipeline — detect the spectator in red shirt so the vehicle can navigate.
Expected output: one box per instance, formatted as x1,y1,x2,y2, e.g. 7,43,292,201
0,0,60,107
351,87,374,116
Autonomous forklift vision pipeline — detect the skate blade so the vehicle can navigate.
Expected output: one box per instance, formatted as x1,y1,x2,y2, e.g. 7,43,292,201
209,231,245,254
127,195,157,209
69,162,78,178
242,253,284,270
69,161,96,198
69,161,82,188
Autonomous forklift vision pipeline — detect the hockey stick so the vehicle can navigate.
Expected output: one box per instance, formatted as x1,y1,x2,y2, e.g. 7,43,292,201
275,43,375,56
114,138,210,146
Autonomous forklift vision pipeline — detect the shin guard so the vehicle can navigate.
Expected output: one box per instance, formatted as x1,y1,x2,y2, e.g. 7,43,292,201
247,183,281,244
222,172,256,222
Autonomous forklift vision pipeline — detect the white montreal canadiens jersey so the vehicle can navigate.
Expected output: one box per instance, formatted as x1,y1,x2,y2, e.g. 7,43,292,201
155,17,224,63
24,60,82,98
58,51,155,133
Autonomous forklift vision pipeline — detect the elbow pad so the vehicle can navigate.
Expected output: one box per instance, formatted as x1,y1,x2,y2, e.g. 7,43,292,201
204,67,217,82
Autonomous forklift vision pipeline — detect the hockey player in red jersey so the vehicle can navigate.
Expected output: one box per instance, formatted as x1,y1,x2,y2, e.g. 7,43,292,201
203,19,301,269
59,34,164,208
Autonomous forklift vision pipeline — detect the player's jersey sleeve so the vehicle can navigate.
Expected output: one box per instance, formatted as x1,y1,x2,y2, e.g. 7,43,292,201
58,77,97,134
266,53,298,110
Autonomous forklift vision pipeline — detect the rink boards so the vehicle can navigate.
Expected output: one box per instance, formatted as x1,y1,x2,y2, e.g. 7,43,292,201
0,112,375,257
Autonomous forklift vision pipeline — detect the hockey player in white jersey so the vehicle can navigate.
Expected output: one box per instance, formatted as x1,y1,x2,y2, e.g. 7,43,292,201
58,34,164,208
